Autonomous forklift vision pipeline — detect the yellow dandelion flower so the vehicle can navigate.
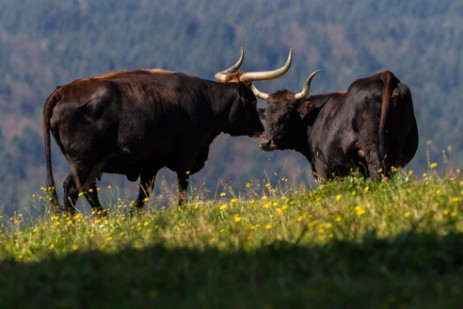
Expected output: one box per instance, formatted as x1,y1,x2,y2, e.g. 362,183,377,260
107,185,112,190
220,192,226,197
364,186,369,192
429,162,438,169
143,197,149,203
335,194,342,201
78,192,84,197
408,170,414,176
219,204,227,210
404,211,411,218
230,198,237,204
355,206,366,216
234,214,242,223
335,216,342,223
451,197,460,203
245,182,252,189
265,224,272,230
49,243,55,250
106,236,113,242
263,203,270,209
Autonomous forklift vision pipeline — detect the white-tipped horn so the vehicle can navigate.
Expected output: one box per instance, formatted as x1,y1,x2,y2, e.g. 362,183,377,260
214,47,245,82
294,70,320,100
251,84,269,100
239,49,292,83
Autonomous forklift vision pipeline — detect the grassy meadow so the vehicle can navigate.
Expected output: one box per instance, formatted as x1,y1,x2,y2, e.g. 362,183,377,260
1,168,463,308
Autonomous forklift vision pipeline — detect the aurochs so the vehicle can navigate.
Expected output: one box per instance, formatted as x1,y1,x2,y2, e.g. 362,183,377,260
43,48,293,214
255,70,418,181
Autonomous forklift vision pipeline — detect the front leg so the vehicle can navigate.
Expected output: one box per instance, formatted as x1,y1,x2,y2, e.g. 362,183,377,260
134,170,157,209
364,145,383,181
177,172,189,206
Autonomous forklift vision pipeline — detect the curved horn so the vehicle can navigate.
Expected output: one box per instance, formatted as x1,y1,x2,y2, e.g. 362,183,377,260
294,70,320,100
239,49,293,83
251,84,269,100
214,47,245,82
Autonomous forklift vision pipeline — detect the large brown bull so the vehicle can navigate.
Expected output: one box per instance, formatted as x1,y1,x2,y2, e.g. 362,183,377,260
43,49,292,214
255,70,418,180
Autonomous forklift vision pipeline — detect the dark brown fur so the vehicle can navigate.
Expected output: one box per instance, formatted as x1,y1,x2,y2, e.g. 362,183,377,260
259,71,418,180
44,69,264,214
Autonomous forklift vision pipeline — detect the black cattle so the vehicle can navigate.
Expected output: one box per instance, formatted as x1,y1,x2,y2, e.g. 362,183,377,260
43,49,292,214
255,70,418,181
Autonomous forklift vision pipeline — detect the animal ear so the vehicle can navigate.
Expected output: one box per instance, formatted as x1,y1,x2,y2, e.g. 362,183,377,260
297,100,312,119
257,108,266,120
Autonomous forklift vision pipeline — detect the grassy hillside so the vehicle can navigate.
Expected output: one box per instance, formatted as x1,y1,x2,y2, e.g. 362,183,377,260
1,171,463,308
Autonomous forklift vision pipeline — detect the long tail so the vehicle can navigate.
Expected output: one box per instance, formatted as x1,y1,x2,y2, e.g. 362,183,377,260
43,87,61,207
378,71,394,165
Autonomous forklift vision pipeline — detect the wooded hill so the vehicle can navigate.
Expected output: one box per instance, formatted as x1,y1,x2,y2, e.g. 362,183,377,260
0,0,462,214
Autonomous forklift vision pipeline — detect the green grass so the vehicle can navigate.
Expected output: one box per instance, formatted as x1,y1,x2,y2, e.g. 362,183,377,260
1,170,463,308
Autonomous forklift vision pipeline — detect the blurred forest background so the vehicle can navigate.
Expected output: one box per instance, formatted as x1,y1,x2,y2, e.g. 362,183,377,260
0,0,462,215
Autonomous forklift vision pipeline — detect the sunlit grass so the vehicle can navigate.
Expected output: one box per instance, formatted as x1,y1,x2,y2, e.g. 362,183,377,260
2,169,463,260
1,169,463,307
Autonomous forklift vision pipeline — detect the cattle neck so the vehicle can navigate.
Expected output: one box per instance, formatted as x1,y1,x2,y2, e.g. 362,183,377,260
299,98,327,158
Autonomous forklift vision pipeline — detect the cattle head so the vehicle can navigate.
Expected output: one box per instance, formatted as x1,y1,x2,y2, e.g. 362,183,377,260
254,70,320,151
214,48,292,137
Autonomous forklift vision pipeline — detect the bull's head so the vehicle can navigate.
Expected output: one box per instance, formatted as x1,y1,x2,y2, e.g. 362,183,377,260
253,70,320,151
213,48,293,138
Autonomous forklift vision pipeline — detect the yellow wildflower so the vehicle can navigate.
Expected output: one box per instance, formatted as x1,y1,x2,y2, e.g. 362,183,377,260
355,206,366,216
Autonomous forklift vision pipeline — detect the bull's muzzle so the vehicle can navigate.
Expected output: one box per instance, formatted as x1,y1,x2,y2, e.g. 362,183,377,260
260,137,277,151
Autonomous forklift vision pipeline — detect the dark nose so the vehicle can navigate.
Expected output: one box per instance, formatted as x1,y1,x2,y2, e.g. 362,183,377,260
260,137,272,149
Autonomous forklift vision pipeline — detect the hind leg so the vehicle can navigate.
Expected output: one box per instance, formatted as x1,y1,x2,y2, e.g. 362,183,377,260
63,173,79,215
63,165,95,215
85,183,106,216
